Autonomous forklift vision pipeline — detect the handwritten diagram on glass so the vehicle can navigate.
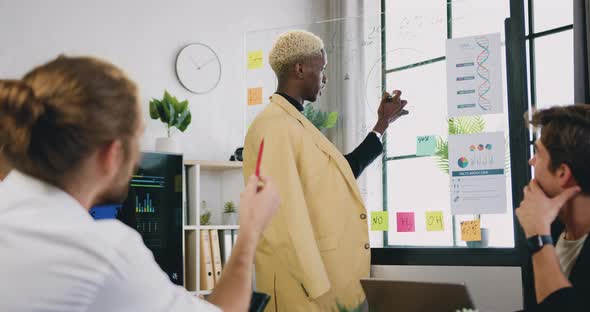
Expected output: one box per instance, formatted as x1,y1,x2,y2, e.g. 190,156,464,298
244,15,382,136
449,131,507,215
446,33,503,117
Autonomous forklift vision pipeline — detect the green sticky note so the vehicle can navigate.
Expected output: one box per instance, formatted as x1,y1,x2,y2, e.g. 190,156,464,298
371,211,389,231
416,135,437,156
425,211,444,231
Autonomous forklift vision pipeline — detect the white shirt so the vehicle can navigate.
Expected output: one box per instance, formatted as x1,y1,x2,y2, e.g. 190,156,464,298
0,171,221,312
555,231,588,278
371,130,383,140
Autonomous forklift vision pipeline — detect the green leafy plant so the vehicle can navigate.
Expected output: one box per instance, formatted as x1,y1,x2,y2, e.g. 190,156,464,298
149,90,192,137
200,211,211,225
336,303,367,312
434,116,486,174
303,103,339,130
223,201,237,214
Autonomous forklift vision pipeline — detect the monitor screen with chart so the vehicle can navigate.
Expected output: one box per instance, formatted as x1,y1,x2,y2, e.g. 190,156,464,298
90,152,184,285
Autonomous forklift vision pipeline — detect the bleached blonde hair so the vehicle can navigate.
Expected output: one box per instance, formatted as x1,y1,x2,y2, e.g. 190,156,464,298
269,30,324,79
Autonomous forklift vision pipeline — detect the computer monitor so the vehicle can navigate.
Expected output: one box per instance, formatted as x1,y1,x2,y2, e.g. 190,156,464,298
90,152,184,286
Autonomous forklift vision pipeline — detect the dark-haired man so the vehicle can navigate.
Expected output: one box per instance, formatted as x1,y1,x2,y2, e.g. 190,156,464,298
516,104,590,311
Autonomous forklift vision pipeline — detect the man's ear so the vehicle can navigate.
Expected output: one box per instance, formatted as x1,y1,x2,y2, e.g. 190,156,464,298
97,140,124,179
294,63,305,79
558,163,578,189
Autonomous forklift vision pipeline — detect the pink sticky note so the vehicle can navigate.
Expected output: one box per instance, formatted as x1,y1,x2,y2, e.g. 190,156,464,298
396,212,415,232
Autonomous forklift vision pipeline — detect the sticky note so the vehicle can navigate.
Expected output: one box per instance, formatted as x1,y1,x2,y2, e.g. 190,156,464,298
426,211,444,231
396,212,415,232
461,220,482,241
248,87,263,106
247,50,263,69
416,135,437,156
371,211,389,231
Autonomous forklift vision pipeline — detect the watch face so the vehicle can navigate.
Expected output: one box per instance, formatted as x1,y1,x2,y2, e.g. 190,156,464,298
175,43,222,94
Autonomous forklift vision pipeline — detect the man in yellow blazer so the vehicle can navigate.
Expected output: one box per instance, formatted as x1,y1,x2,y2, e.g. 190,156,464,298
243,30,408,311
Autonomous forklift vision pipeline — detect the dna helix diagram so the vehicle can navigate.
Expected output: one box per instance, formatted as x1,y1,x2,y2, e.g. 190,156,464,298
475,36,491,110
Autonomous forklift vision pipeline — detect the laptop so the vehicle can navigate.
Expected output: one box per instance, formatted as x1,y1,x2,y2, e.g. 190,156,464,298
360,279,476,312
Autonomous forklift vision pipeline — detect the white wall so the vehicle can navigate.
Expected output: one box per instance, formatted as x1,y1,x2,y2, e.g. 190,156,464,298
0,0,328,160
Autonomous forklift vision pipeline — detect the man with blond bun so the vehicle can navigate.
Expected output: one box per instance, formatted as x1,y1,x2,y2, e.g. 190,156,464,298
243,30,409,311
0,57,280,312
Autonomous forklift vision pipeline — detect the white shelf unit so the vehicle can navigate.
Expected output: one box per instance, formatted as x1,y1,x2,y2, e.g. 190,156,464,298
200,225,240,230
183,160,243,293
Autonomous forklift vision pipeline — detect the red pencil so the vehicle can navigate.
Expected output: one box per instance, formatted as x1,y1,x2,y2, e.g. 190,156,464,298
255,138,264,177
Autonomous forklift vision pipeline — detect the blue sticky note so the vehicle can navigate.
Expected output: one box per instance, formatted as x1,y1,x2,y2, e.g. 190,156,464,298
416,135,437,156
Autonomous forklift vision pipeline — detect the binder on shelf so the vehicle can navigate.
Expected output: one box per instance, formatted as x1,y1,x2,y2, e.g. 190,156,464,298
232,229,239,245
199,230,215,290
209,230,223,284
219,229,234,264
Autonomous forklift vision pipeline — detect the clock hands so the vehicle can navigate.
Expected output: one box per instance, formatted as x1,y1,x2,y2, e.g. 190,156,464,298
197,56,218,70
189,56,217,70
189,56,202,69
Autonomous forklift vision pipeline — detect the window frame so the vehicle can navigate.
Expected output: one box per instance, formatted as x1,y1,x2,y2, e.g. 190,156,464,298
375,0,528,266
373,0,574,308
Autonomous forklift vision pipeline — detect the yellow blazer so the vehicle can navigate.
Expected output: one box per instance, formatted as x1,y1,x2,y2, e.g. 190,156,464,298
243,94,370,312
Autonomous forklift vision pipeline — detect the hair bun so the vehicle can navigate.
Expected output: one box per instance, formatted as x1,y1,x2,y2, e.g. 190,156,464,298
0,80,46,156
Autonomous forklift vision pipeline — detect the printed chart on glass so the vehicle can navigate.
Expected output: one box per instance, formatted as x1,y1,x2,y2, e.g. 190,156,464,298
446,33,503,117
449,131,507,215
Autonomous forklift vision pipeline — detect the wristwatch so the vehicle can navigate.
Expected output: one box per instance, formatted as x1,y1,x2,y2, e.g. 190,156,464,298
527,235,553,254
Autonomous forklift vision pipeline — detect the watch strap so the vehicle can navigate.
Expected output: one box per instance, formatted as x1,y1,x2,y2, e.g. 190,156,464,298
527,235,553,254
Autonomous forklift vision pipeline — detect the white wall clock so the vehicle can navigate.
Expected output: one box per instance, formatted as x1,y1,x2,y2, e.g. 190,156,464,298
175,43,222,94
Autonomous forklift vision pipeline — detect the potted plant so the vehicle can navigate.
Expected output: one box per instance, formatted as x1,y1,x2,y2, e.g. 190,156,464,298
302,103,339,130
149,90,191,153
336,303,364,312
200,211,211,226
200,200,211,225
223,201,238,225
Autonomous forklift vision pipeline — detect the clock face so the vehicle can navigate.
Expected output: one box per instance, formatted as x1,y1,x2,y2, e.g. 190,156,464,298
175,43,222,94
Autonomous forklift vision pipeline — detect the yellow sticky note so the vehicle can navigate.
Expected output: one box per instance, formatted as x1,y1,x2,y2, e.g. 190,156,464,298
247,50,263,69
371,211,389,231
248,87,263,106
461,220,482,241
426,211,444,231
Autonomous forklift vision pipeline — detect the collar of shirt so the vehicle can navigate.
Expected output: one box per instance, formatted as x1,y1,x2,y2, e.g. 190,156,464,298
275,92,304,112
1,170,87,215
